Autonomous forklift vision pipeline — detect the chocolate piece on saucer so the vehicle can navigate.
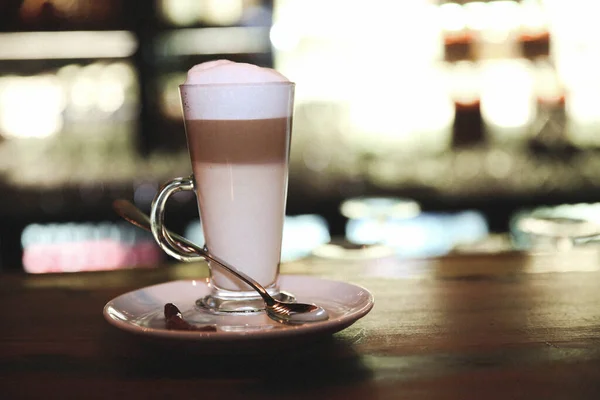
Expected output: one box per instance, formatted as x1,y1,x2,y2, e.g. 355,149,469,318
164,303,217,332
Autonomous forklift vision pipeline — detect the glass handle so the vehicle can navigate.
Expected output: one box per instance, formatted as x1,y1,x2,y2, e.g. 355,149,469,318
150,176,203,262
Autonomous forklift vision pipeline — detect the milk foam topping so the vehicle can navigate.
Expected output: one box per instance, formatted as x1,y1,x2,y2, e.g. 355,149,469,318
181,60,293,120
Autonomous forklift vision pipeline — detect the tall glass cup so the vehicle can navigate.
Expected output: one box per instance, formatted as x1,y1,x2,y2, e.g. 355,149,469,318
150,82,295,313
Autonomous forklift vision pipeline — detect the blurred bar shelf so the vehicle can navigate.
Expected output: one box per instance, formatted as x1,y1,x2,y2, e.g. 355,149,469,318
0,31,137,60
3,145,600,217
155,27,271,57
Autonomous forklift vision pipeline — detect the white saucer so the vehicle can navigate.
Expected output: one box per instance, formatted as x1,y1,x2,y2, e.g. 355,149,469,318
103,275,374,343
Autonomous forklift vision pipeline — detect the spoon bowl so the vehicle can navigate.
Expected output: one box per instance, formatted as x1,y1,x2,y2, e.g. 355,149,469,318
113,199,329,325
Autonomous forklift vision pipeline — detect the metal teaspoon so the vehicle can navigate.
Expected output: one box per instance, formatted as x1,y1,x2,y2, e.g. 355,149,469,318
112,199,329,325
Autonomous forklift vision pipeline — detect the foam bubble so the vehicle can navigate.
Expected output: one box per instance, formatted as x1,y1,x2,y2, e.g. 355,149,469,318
181,60,293,120
185,60,288,85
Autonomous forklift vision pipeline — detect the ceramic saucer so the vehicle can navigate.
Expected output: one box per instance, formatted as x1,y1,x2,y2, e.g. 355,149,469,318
103,275,374,342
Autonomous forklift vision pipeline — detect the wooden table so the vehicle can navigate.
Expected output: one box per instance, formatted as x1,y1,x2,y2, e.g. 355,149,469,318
1,252,600,399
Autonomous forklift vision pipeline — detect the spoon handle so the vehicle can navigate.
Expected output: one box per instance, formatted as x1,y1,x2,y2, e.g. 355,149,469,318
168,231,274,305
114,199,274,306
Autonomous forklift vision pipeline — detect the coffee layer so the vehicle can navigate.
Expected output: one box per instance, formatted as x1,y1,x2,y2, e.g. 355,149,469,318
186,118,290,164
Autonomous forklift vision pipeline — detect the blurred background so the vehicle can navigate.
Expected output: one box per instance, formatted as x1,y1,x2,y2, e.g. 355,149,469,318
2,0,600,273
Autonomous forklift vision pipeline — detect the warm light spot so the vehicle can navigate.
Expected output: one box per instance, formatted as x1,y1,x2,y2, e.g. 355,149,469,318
270,23,300,51
480,60,536,129
159,0,200,26
0,75,64,138
439,3,466,33
202,0,244,26
463,2,488,31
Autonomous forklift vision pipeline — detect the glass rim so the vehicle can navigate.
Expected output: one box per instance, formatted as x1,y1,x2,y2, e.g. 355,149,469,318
179,81,295,89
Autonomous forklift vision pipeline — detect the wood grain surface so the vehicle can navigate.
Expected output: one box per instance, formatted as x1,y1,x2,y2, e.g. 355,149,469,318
1,253,600,399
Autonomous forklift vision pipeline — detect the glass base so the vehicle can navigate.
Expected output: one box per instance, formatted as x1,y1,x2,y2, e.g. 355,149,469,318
196,289,296,314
